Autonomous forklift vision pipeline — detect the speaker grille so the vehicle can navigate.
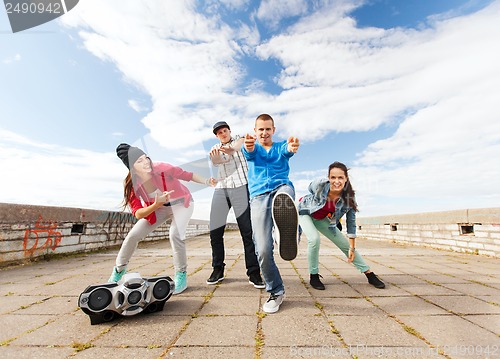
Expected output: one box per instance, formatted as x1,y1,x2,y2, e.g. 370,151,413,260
127,290,142,305
152,279,170,300
88,288,112,311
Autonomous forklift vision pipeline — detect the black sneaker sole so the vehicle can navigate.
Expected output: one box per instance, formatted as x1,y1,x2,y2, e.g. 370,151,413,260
272,192,298,261
249,280,265,289
206,277,224,285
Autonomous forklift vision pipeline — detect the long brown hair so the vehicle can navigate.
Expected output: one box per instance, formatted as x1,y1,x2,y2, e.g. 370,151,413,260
121,156,153,209
328,161,358,212
122,172,134,209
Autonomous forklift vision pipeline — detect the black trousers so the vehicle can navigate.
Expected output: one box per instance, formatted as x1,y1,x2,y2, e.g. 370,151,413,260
209,185,259,276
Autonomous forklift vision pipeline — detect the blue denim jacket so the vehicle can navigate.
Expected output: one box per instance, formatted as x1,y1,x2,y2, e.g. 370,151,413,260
298,178,357,238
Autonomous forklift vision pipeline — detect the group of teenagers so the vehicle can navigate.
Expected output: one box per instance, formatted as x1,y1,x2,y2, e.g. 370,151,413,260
110,114,385,314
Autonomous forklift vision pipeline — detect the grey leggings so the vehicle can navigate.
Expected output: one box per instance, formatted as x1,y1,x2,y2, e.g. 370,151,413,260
115,203,194,273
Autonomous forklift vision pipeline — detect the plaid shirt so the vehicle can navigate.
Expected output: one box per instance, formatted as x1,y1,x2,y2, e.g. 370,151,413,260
210,135,248,189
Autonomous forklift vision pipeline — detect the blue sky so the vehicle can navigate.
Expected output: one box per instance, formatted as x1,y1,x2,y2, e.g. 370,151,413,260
1,0,499,220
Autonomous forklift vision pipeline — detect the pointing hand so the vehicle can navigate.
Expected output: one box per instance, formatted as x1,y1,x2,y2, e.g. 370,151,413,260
287,136,300,153
244,133,257,152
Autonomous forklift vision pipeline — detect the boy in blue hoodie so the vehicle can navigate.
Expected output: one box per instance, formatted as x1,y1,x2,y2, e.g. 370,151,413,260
242,113,300,313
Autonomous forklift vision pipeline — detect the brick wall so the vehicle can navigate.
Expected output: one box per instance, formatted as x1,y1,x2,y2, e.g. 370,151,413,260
357,208,500,257
0,203,236,267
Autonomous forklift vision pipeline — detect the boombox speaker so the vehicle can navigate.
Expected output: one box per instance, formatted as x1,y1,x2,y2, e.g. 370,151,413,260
78,273,175,325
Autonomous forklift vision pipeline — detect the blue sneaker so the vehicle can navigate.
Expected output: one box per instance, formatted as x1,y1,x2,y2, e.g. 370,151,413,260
108,266,127,283
173,271,187,294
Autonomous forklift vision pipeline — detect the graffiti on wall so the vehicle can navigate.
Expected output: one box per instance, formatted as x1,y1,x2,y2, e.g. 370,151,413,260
23,216,62,257
101,211,136,241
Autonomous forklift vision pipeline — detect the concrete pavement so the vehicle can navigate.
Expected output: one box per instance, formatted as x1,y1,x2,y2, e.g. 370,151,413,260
0,231,499,358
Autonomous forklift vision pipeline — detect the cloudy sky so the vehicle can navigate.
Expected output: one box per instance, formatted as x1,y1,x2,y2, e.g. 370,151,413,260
1,0,499,220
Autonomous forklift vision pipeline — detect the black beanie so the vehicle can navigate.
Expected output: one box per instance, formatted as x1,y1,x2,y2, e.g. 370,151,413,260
116,143,147,169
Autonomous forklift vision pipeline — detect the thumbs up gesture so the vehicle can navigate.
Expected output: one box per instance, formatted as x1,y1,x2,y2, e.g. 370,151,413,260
287,136,300,153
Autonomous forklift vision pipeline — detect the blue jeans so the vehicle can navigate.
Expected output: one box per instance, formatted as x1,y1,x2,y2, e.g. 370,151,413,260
250,184,295,295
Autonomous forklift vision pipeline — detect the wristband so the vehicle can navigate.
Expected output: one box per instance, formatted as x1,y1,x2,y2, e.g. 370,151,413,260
205,178,211,186
349,247,355,251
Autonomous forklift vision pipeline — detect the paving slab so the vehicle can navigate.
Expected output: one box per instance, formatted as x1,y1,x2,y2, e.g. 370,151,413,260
423,295,500,315
0,295,48,314
0,314,55,343
397,283,460,296
11,296,78,315
199,295,260,315
91,314,190,348
175,316,257,346
321,297,384,316
311,281,364,298
378,274,431,285
331,314,428,347
261,314,343,347
0,346,74,359
443,283,500,296
11,313,110,346
73,347,164,358
263,346,352,358
167,346,255,358
478,295,500,305
466,316,500,337
400,315,500,358
369,296,450,316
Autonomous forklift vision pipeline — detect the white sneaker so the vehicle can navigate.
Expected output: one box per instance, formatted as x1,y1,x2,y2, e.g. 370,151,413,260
262,293,284,313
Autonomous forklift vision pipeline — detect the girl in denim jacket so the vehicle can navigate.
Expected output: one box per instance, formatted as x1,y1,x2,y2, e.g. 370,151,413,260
298,162,385,290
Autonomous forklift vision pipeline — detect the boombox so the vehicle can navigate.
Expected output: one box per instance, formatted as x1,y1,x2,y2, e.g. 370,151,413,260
78,273,175,325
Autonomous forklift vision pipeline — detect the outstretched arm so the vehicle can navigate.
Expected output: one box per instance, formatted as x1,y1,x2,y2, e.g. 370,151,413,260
209,147,230,165
191,173,217,186
210,137,245,164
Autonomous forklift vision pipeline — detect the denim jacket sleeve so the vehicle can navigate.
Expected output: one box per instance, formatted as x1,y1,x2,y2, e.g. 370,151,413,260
332,197,356,238
298,178,329,215
345,207,356,238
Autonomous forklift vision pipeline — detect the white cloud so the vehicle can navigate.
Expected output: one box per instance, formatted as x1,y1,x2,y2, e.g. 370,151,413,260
3,53,21,64
61,0,251,152
128,99,147,112
0,128,124,211
256,0,309,29
256,1,500,137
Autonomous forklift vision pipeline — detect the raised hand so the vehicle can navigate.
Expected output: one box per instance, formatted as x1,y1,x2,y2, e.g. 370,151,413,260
244,133,257,152
219,146,235,156
287,136,300,153
209,147,221,158
206,177,218,187
155,190,175,205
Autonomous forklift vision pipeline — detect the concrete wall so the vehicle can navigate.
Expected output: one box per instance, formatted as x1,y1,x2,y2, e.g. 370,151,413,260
2,203,498,266
0,203,236,267
357,208,500,257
